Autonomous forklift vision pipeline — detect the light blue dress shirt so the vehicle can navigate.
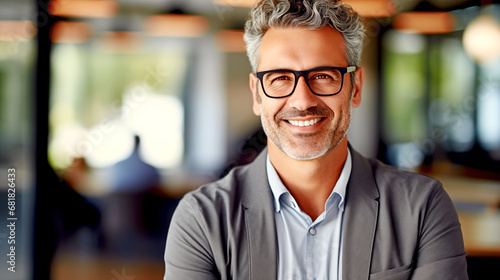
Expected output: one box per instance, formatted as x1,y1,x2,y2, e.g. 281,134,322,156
266,150,351,280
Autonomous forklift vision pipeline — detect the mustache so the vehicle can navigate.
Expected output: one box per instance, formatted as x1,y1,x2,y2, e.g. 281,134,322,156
276,106,333,120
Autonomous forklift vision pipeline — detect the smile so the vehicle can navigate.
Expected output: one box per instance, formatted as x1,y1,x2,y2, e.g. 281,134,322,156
285,117,323,127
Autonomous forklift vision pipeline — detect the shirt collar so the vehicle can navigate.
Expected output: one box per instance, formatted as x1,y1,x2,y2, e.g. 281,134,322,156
332,149,351,212
266,148,352,213
266,154,289,212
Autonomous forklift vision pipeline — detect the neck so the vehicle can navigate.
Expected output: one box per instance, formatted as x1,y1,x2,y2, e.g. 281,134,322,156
269,138,349,220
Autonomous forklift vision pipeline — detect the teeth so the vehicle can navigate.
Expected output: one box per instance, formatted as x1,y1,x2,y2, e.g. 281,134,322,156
287,118,322,127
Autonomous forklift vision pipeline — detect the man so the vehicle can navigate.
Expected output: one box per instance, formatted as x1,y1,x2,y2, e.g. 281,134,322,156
164,0,468,279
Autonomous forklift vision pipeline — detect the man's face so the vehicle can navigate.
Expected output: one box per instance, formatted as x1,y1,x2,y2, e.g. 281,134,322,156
249,26,363,160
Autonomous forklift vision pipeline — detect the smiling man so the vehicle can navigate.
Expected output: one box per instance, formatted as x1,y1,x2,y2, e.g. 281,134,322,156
164,1,468,279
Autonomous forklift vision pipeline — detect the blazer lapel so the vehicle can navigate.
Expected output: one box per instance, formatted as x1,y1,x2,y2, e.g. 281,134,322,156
241,149,278,280
342,148,380,279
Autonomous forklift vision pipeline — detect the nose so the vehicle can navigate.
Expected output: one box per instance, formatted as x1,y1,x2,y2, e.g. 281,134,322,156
287,76,319,110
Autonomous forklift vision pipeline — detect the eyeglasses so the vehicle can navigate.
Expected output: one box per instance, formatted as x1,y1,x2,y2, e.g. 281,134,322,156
255,66,356,98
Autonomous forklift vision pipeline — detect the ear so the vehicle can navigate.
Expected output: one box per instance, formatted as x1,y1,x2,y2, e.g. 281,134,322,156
351,67,363,108
249,73,261,116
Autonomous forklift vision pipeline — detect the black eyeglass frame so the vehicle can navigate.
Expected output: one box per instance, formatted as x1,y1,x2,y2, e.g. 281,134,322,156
255,66,357,98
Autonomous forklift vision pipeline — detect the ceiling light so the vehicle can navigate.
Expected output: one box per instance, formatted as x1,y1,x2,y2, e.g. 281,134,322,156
145,14,209,38
48,0,119,18
393,12,456,34
212,0,256,7
463,14,500,64
344,0,397,18
50,21,92,43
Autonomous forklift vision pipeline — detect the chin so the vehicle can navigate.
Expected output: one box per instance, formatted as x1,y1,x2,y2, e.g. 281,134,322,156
281,132,347,161
281,146,330,161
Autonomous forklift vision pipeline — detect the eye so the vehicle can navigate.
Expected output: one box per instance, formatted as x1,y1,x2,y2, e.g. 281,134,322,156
273,76,292,82
264,72,294,85
312,74,332,80
309,70,342,82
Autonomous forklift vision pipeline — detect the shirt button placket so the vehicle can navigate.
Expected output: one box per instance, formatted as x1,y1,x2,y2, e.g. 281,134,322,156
306,227,316,280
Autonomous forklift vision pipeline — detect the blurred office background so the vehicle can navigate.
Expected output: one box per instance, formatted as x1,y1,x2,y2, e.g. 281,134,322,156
0,0,499,279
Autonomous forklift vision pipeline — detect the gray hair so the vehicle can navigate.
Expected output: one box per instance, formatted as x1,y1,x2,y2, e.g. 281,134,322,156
243,0,365,73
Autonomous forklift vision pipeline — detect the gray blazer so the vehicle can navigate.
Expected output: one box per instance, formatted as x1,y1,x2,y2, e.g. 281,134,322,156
164,147,468,279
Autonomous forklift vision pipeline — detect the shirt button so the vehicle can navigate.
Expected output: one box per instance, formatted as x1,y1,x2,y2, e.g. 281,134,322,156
309,228,316,235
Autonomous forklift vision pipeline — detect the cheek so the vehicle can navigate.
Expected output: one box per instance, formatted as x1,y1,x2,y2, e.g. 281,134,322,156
262,100,287,120
324,98,350,119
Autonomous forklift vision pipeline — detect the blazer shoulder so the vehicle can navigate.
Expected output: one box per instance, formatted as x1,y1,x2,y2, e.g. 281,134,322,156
365,157,445,202
370,157,440,185
183,164,251,209
182,150,270,212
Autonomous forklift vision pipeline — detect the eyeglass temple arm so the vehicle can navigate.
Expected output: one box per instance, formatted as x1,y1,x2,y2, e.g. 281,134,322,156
347,66,357,73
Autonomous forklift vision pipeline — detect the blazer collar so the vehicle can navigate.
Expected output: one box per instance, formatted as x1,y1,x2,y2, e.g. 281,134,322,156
342,147,380,279
240,148,278,280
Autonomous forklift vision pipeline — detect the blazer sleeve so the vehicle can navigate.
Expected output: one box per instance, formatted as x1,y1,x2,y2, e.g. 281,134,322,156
411,182,468,279
164,194,220,280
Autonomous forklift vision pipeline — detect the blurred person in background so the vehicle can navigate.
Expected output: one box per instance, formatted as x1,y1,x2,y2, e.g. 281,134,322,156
164,0,468,279
100,135,160,255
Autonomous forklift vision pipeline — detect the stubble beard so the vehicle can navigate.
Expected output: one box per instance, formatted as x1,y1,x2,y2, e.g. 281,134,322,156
260,101,352,161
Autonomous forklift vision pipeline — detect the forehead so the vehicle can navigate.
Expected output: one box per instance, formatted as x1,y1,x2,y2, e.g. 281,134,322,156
258,26,347,71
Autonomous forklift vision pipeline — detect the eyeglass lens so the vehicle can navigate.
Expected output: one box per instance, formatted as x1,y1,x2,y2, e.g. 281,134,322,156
262,69,343,97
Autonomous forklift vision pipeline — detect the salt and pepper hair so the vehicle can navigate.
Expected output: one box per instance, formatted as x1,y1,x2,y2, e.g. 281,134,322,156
244,0,365,73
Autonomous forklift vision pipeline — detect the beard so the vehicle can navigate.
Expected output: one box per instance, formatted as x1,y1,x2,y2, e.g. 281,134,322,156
260,100,352,161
